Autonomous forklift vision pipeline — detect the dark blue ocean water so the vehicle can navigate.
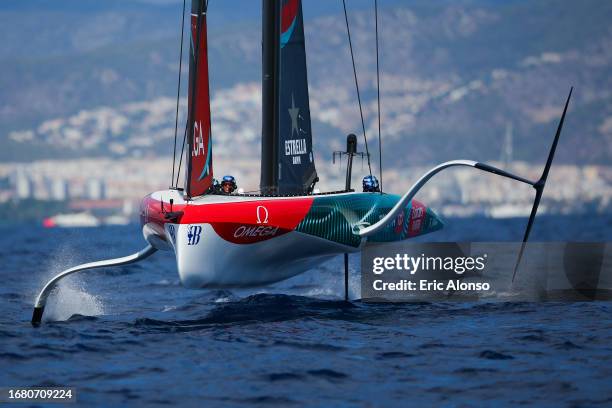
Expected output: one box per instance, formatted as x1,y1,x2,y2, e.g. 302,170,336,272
1,216,611,407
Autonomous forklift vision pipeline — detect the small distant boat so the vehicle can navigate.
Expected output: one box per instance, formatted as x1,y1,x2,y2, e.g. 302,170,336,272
43,212,101,228
103,215,131,226
32,0,572,324
487,204,536,219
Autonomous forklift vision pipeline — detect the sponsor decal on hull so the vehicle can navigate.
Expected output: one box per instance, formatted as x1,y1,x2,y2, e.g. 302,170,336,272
213,223,285,244
167,224,176,244
408,201,426,237
184,198,313,245
187,225,202,245
141,192,443,248
256,205,269,224
234,225,279,238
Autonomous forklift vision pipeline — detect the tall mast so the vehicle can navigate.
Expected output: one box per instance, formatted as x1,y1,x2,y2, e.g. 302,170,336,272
260,0,280,194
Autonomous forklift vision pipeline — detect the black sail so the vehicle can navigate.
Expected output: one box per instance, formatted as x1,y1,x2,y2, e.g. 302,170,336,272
260,0,317,195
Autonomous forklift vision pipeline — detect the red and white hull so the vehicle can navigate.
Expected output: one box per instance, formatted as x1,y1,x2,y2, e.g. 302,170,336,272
140,189,443,288
169,223,354,287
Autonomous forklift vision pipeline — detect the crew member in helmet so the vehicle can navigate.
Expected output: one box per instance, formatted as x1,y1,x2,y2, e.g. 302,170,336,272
219,175,237,195
362,175,380,192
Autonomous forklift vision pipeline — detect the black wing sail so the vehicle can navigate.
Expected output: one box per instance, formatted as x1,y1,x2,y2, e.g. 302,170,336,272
261,0,317,195
277,0,317,194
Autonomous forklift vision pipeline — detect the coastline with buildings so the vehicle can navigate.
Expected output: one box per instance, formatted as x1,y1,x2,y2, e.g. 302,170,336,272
1,157,609,225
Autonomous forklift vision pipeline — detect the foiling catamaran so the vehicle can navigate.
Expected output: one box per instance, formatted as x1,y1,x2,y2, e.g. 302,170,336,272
32,0,572,324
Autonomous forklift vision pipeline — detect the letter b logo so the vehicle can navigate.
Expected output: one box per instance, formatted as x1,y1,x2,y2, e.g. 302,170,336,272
187,225,202,245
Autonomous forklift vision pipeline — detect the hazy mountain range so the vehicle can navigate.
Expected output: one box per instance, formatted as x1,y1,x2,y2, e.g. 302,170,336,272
1,0,611,168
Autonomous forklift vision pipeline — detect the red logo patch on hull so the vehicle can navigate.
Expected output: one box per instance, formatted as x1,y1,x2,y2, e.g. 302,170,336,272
408,200,427,237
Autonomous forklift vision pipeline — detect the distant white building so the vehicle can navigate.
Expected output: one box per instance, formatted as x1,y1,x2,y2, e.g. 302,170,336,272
49,178,69,201
86,179,106,200
14,170,34,200
500,121,514,167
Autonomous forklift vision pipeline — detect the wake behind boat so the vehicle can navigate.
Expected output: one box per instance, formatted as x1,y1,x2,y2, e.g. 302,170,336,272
32,0,572,325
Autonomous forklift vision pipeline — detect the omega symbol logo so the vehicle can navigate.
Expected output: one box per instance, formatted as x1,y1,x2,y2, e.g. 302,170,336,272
256,206,269,224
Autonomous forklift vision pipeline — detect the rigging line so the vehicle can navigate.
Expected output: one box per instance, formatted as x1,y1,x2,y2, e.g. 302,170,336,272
374,0,382,193
342,0,372,177
171,0,187,188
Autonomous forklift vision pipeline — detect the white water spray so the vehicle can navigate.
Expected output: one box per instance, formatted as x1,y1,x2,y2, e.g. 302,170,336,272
44,280,105,322
37,244,105,322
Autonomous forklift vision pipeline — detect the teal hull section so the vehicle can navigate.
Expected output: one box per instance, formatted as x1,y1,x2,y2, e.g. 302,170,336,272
295,193,443,247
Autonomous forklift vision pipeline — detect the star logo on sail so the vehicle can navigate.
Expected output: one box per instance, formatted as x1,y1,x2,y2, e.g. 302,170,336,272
286,93,307,165
288,94,300,137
